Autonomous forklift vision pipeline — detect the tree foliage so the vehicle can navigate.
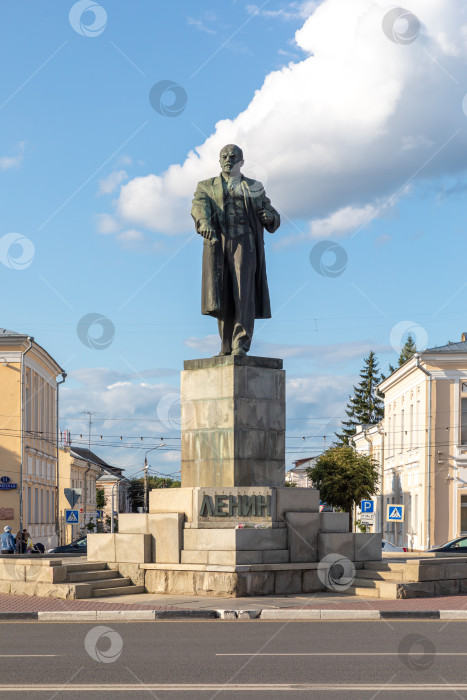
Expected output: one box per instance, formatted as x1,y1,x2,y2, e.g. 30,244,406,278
96,488,106,509
386,333,417,375
307,446,379,531
129,475,181,512
335,351,384,445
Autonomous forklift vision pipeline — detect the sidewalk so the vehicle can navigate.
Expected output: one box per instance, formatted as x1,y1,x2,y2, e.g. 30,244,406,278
2,590,467,614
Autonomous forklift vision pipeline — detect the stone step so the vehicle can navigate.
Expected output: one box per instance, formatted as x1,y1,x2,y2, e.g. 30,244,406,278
85,577,132,590
91,585,146,597
345,586,380,598
64,562,108,573
67,570,117,583
357,570,404,582
363,562,405,572
351,577,379,589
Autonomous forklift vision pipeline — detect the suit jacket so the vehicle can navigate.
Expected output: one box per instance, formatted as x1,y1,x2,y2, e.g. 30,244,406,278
191,175,280,319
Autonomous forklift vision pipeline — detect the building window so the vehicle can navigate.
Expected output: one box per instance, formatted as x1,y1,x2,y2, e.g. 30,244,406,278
461,397,467,445
27,487,32,525
34,488,39,524
461,494,467,534
46,491,50,523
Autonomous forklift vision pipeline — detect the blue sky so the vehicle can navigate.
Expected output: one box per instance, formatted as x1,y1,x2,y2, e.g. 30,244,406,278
1,0,467,476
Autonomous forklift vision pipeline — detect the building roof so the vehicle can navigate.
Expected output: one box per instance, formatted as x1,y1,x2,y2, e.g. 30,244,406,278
0,328,24,337
426,340,467,353
70,447,123,476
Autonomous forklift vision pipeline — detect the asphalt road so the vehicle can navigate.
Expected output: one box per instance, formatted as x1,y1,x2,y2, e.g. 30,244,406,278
1,620,467,698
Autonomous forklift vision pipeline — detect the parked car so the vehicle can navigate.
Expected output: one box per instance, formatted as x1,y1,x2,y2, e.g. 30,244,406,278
382,539,407,552
430,537,467,553
48,536,87,554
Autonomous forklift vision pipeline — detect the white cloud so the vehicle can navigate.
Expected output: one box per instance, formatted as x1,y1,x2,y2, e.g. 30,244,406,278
184,335,392,366
246,2,320,21
95,213,120,234
308,204,379,240
0,141,26,170
117,228,146,249
106,0,467,243
98,169,128,195
60,367,181,473
187,16,217,34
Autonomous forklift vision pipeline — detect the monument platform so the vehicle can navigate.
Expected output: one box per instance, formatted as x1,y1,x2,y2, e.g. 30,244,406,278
87,356,382,597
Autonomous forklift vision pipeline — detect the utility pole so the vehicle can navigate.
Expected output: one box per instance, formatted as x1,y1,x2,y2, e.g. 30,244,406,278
80,410,99,531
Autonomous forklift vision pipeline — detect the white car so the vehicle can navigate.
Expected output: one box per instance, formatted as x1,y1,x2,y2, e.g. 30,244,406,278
382,539,407,552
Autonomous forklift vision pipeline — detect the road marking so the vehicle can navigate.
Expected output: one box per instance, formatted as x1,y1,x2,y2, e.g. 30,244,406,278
216,652,467,656
3,684,467,692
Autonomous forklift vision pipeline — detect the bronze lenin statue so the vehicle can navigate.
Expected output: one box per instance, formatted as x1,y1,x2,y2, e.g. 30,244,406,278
191,144,280,356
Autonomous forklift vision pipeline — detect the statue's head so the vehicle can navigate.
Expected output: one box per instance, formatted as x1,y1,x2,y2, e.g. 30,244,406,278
219,144,244,177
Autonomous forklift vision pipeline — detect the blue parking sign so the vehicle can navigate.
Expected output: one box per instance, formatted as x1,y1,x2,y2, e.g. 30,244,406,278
361,500,374,513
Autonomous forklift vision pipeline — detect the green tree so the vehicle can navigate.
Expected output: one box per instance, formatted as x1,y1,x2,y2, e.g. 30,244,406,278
129,475,181,512
386,333,417,375
335,351,384,445
307,445,379,531
96,488,106,509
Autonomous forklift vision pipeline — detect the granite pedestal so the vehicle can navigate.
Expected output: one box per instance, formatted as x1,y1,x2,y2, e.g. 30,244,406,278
87,356,381,596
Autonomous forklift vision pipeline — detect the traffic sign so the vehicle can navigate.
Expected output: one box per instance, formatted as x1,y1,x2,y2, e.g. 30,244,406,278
386,504,404,522
64,488,82,508
65,509,79,524
360,513,375,524
361,500,374,514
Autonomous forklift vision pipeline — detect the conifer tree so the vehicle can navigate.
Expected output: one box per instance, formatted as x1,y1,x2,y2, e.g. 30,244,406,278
335,351,384,445
387,333,417,375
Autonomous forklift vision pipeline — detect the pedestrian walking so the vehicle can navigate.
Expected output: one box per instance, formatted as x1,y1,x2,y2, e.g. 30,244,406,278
1,526,17,554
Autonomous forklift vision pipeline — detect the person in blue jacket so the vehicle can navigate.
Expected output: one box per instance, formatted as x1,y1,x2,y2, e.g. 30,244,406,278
1,526,17,554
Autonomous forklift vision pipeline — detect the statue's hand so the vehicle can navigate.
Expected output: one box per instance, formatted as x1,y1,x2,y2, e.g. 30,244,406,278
199,223,218,242
258,209,274,226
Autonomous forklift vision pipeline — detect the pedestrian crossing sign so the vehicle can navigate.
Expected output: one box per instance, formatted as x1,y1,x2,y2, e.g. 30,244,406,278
65,509,79,524
386,504,404,522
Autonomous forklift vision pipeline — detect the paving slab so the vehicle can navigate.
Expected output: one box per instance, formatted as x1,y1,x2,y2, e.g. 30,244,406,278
3,590,467,613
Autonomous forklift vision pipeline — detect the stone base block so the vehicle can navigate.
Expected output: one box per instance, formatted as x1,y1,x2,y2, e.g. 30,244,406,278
118,513,148,533
181,549,290,566
320,512,349,533
274,570,301,594
354,533,382,561
143,566,328,597
183,527,287,552
149,488,193,521
181,356,285,488
87,533,116,562
285,512,319,562
115,534,152,564
275,488,319,521
149,513,184,564
318,532,354,561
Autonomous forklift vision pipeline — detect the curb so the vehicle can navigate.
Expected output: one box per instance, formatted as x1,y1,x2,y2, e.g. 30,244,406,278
0,609,459,622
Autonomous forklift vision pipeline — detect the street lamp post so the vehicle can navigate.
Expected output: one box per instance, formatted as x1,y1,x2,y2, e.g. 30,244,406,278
143,444,166,513
110,476,132,534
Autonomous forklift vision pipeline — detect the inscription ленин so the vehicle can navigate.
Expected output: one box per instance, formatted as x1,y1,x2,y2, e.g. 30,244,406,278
199,494,271,518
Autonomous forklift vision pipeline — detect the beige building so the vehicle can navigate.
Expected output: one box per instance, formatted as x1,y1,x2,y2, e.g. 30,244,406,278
353,333,467,550
59,446,128,539
0,328,65,549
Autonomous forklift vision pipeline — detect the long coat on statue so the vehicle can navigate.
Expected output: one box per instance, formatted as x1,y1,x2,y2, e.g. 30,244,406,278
191,175,280,319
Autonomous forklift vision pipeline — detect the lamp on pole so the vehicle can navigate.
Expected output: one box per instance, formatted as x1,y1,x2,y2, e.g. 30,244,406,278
143,444,166,513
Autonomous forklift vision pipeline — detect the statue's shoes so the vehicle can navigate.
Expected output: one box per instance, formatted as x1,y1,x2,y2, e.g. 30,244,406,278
216,351,231,356
232,348,247,356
